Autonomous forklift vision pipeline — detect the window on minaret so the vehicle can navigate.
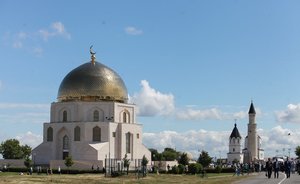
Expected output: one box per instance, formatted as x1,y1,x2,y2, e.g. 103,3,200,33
74,126,80,141
93,126,101,142
93,110,99,122
126,132,131,153
63,135,69,150
233,148,235,152
63,110,67,122
47,127,53,142
123,112,127,123
233,139,235,144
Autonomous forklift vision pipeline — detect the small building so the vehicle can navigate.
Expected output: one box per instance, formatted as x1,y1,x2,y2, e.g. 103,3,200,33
227,123,243,164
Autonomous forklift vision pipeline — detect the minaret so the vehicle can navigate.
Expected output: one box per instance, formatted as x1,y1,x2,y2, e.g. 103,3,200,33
247,101,257,162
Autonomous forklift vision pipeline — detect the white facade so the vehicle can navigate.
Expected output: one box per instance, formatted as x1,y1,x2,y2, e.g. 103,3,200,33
227,124,243,164
33,101,151,167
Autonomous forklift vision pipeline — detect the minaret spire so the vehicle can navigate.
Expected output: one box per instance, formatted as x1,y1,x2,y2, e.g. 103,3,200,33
90,45,96,65
248,100,256,114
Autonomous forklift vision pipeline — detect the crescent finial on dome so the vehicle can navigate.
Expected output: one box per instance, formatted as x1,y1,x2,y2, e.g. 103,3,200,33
90,45,96,65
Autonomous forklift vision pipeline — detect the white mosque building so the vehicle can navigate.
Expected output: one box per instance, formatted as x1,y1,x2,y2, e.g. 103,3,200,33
32,48,151,169
227,102,264,164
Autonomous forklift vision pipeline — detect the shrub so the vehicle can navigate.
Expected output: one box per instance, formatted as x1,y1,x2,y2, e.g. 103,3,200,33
178,164,185,174
215,165,222,173
205,167,234,173
188,163,202,174
171,165,179,174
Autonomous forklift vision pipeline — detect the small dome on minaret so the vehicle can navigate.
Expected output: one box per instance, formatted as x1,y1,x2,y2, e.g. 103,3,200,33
230,123,242,139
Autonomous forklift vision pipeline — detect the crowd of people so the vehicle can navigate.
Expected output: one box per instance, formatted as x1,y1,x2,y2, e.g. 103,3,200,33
232,157,300,179
265,157,300,179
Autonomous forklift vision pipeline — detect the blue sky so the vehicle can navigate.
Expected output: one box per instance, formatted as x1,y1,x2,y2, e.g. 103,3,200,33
1,0,300,158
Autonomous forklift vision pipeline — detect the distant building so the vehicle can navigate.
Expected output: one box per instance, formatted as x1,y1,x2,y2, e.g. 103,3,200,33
32,49,151,170
242,101,264,163
227,123,243,164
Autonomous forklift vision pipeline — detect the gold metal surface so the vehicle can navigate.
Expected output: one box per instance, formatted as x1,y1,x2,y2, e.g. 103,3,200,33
57,60,128,103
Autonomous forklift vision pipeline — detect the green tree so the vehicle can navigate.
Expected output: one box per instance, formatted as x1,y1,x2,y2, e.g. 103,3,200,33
162,147,178,161
21,145,32,158
0,139,32,159
171,165,179,174
24,157,33,169
64,156,74,173
295,146,300,159
178,152,189,166
188,163,202,174
141,155,149,177
123,154,130,175
177,164,185,174
197,150,212,168
215,165,222,173
149,148,159,161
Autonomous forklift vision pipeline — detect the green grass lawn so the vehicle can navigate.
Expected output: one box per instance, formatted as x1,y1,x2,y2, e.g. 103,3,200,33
0,172,250,184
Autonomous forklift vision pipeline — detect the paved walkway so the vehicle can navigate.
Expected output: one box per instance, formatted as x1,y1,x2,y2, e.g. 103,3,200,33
235,172,300,184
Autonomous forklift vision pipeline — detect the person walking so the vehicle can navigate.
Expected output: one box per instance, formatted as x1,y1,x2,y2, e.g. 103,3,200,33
284,157,291,178
273,158,279,178
266,158,273,179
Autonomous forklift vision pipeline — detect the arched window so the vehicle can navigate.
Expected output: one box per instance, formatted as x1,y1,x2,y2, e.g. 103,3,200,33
93,126,101,142
63,110,67,122
126,132,131,153
74,126,80,141
63,135,69,150
93,110,99,122
123,112,127,123
47,127,53,142
233,148,235,152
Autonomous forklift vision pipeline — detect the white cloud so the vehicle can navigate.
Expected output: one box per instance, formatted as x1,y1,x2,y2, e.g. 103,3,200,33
125,26,143,35
0,103,49,109
0,103,49,124
130,80,175,116
275,103,300,123
143,125,299,160
0,112,49,124
260,126,299,157
33,47,43,56
17,31,27,39
12,41,23,48
16,131,42,148
12,31,27,48
176,108,248,121
39,22,71,41
143,129,229,159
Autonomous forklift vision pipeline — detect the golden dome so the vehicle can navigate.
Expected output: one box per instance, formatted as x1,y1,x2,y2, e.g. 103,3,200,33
57,60,128,103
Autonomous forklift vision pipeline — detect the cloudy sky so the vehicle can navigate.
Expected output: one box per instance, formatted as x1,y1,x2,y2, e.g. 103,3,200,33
1,0,300,159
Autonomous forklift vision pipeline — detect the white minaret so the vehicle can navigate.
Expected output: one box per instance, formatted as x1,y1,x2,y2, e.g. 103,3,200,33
246,101,257,162
227,121,243,164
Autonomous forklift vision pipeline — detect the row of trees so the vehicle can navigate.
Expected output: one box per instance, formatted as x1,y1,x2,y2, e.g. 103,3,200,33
150,147,213,168
2,139,300,170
